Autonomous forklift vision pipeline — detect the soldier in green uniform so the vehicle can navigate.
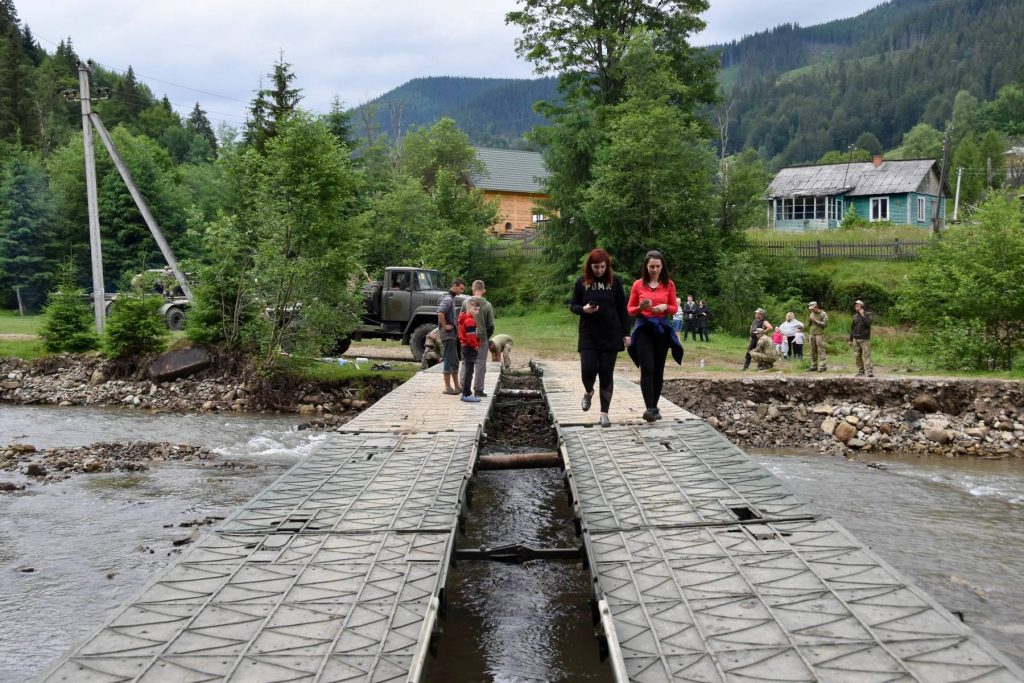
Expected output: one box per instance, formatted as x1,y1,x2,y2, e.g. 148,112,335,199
848,299,873,377
807,301,829,372
749,327,777,370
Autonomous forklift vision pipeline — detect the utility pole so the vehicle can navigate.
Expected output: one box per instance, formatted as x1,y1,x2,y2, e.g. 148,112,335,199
89,115,193,302
932,125,952,235
953,167,963,222
76,60,107,334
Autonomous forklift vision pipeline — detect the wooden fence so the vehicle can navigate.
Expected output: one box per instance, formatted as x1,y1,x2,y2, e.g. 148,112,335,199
745,238,928,261
480,238,930,261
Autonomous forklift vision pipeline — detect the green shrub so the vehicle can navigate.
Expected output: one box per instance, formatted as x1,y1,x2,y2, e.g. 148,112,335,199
829,280,895,314
103,294,169,359
40,265,99,353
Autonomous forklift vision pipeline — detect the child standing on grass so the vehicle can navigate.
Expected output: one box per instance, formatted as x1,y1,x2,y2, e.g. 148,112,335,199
792,324,805,359
772,328,784,356
458,299,482,403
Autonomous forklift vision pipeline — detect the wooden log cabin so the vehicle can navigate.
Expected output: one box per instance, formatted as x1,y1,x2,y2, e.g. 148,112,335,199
470,147,550,235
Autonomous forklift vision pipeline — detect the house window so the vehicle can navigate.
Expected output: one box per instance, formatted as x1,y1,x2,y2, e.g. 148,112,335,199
504,222,513,232
916,196,926,222
815,196,826,220
870,197,889,222
531,214,547,224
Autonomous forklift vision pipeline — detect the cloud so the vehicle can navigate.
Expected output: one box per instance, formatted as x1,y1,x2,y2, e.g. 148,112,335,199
17,0,884,124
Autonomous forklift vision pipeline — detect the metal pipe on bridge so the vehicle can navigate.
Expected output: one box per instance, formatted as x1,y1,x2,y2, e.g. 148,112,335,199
476,451,562,470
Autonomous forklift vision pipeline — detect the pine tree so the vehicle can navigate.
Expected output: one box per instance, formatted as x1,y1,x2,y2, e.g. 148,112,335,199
187,102,217,154
244,53,302,152
0,148,57,310
322,96,351,146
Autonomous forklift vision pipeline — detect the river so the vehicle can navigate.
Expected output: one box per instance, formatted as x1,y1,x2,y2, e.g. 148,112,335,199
1,404,1022,680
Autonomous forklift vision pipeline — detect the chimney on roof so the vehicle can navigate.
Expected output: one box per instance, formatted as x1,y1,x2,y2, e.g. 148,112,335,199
872,154,883,167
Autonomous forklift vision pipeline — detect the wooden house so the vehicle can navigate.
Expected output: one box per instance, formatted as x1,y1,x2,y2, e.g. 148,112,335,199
766,156,947,231
470,147,550,235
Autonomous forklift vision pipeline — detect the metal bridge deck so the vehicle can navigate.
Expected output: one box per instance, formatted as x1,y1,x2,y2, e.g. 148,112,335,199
42,367,498,683
537,361,1024,683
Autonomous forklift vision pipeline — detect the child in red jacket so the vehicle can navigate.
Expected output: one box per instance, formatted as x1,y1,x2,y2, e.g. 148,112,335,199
458,299,482,403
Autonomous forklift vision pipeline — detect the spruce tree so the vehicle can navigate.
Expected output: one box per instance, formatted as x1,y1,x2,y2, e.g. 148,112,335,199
0,148,56,309
187,102,218,154
244,53,302,152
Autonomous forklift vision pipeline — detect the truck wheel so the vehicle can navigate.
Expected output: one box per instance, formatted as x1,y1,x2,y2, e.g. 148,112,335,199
409,323,435,362
331,336,352,356
167,307,186,331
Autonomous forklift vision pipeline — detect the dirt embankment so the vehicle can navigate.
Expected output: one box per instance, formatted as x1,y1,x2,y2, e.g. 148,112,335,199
664,376,1024,457
0,353,401,420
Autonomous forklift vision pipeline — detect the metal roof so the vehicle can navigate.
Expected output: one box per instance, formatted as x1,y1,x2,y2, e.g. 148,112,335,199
769,159,938,198
470,147,549,194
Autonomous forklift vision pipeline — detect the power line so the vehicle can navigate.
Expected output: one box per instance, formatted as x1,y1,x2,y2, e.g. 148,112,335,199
31,31,249,105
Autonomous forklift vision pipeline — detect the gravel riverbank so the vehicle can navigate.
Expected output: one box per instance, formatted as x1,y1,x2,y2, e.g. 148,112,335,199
664,375,1024,458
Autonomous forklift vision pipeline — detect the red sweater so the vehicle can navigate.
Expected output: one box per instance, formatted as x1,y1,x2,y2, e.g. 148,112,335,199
457,311,480,350
627,279,678,318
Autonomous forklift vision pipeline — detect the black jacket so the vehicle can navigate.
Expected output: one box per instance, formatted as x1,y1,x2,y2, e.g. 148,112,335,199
570,275,630,351
850,312,872,340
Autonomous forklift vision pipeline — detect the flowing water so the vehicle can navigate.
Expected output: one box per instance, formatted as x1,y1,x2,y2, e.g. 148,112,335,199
1,403,1023,680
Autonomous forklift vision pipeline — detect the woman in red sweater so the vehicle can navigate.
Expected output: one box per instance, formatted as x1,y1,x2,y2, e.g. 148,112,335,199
627,250,681,421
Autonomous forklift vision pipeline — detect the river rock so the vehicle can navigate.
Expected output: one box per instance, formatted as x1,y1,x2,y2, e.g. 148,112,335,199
297,404,316,415
847,438,867,449
25,462,47,476
0,481,25,492
912,393,941,413
821,416,839,435
1,380,21,390
834,421,857,443
845,415,859,425
904,409,924,424
812,404,834,415
149,348,212,382
89,369,106,386
924,427,953,444
7,444,36,453
965,427,988,438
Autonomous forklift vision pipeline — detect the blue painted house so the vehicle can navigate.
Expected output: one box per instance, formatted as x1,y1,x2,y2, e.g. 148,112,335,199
766,157,947,231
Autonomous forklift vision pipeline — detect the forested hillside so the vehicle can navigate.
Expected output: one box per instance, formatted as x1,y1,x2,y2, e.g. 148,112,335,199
716,0,1024,165
350,76,558,148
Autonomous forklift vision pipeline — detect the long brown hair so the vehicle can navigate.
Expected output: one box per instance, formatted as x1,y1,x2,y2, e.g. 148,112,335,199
582,248,614,286
640,250,670,285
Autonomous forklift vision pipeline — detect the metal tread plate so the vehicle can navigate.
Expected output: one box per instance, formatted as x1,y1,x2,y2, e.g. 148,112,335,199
584,518,1024,682
541,371,699,426
218,432,477,535
343,365,499,433
562,422,815,531
43,531,450,682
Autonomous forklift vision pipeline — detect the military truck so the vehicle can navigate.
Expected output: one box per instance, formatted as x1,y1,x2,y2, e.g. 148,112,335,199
96,269,191,331
337,267,465,360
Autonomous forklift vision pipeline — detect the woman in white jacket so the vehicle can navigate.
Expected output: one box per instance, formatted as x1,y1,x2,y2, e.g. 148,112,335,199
778,311,803,359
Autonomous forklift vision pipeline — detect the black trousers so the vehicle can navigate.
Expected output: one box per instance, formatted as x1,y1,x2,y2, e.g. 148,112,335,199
698,323,709,342
634,325,670,410
743,336,757,369
786,335,796,358
683,318,699,340
580,349,617,412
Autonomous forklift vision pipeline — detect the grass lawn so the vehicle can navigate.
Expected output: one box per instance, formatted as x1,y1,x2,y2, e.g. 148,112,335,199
0,311,43,336
279,356,419,384
499,307,1024,380
0,338,46,360
807,260,912,289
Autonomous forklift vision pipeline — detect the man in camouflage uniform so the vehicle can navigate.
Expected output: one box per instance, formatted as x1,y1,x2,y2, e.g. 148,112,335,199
749,327,777,370
807,301,828,372
848,299,873,377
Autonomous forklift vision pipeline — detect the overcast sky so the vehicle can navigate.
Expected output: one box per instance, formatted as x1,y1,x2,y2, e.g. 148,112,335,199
18,1,883,130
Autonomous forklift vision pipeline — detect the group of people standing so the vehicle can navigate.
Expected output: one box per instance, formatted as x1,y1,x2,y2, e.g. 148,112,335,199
570,248,682,427
741,300,873,376
435,278,513,402
673,295,710,342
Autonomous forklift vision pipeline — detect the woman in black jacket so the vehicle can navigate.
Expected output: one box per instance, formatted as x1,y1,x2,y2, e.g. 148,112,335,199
569,248,631,427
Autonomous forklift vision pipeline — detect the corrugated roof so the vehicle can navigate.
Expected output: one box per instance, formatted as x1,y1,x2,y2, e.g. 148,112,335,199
768,159,937,198
470,147,549,193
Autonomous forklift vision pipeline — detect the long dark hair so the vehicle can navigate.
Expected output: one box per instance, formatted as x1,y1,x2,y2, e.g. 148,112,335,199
582,248,614,286
640,250,670,285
